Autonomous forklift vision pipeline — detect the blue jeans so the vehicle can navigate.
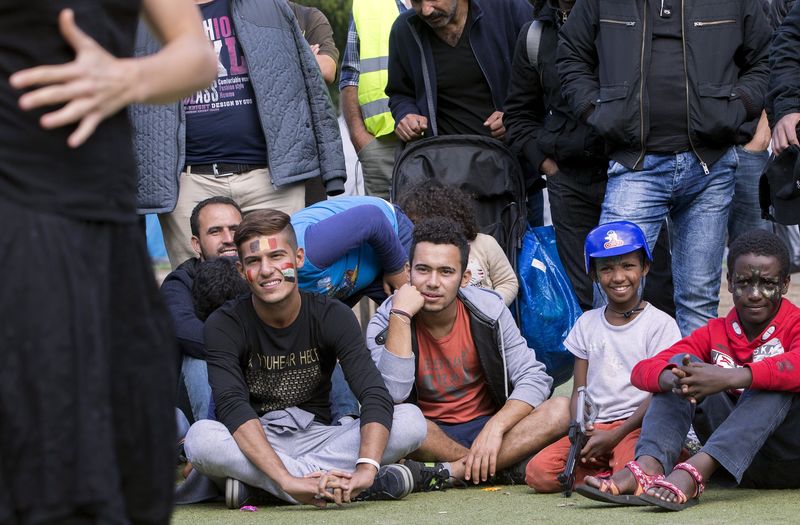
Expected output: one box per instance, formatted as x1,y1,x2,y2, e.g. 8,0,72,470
600,149,737,335
728,146,772,242
329,362,360,423
182,355,212,421
636,387,800,487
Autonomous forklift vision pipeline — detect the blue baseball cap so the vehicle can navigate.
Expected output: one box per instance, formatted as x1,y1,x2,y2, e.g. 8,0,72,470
584,221,652,273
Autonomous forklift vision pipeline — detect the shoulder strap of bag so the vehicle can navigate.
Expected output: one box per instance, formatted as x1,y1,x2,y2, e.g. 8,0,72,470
526,20,544,71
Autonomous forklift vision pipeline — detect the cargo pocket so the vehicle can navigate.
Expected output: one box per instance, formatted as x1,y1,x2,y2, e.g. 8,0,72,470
587,84,629,146
693,83,744,145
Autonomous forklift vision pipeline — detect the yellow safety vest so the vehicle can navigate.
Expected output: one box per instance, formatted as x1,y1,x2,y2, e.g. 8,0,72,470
352,0,398,138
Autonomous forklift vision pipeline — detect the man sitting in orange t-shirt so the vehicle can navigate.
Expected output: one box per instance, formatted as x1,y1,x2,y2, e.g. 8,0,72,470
367,217,569,491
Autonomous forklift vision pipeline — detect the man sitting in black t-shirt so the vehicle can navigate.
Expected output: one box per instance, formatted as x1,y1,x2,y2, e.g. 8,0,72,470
184,209,427,509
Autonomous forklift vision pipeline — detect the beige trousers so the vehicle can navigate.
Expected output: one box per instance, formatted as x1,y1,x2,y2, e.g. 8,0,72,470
159,167,305,268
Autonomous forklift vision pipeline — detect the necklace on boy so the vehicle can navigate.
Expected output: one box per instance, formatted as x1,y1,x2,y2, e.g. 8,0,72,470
606,299,644,319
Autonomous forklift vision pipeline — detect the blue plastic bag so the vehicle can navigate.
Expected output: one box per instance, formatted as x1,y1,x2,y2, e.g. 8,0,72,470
517,226,581,387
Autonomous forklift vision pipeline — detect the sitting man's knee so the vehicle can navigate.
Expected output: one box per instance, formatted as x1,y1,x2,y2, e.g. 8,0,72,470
184,419,228,467
394,403,428,449
524,455,561,493
536,396,570,425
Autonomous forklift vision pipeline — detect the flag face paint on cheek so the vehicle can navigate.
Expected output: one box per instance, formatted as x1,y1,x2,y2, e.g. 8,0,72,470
280,262,296,283
246,267,258,283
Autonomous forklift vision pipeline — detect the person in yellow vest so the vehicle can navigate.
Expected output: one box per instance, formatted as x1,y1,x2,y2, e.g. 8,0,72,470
340,0,411,199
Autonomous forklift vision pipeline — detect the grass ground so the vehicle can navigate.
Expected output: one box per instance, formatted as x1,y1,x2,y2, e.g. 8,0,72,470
172,483,800,524
168,270,800,524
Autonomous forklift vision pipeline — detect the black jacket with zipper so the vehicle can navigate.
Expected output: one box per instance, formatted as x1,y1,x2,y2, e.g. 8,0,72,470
769,0,800,123
557,0,772,171
504,3,607,179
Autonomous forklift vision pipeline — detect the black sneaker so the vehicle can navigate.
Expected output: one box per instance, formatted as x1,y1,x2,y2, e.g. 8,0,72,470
225,478,283,509
403,460,451,492
490,467,526,486
352,464,414,501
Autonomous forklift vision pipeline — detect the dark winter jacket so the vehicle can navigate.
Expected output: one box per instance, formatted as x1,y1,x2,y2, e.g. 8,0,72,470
557,0,772,171
769,0,800,123
385,0,532,136
770,0,797,29
161,258,205,360
504,3,606,179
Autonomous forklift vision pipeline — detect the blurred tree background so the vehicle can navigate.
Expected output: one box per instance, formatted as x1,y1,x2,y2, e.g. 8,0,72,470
297,0,353,109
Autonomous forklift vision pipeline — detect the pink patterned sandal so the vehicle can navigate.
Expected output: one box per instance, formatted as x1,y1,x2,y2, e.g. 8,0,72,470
639,462,705,511
575,461,664,506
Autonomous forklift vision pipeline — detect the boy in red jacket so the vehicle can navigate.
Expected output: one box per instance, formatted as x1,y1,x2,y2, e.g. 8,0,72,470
580,229,800,511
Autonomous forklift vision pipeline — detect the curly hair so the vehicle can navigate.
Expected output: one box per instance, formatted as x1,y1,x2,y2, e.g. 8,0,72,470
410,217,470,274
397,182,479,240
727,229,791,279
192,257,250,321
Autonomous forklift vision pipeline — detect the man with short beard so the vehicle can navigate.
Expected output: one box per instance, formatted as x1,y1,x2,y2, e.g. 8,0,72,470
162,196,243,422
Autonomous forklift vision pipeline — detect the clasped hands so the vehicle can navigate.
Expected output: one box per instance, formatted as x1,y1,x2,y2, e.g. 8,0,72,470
285,464,376,508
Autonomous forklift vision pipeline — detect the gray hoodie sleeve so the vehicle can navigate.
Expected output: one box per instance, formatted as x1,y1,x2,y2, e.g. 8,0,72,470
365,297,417,403
497,304,553,408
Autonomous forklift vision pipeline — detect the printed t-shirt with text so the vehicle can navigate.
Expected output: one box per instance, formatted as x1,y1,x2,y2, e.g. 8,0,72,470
184,0,267,165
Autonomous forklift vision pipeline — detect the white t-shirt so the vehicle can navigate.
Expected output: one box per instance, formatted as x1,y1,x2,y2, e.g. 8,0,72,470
565,303,682,423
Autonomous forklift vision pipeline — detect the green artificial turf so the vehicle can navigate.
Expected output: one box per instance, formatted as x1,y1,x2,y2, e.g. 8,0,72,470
171,484,800,525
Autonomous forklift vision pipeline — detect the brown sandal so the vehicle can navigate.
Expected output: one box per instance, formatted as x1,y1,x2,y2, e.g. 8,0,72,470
575,461,663,506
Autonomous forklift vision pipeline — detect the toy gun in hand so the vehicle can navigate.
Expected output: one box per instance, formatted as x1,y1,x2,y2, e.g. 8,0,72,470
557,386,598,497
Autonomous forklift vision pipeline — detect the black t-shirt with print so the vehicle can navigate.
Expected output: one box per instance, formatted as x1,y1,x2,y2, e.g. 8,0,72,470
205,291,393,434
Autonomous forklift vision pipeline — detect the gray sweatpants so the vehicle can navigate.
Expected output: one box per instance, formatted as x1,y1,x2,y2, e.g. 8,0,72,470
184,404,427,503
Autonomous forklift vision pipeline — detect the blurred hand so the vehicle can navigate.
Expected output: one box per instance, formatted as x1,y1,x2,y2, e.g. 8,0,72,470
540,157,559,177
484,111,506,140
772,112,800,154
395,113,428,142
383,269,410,296
11,9,139,147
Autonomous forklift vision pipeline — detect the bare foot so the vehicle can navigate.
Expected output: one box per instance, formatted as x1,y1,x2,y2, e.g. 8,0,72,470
645,469,696,503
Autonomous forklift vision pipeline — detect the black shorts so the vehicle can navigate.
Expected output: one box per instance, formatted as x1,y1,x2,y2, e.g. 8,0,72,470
0,196,177,524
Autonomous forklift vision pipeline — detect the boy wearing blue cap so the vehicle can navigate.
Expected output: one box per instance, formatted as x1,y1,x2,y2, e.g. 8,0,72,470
525,221,681,494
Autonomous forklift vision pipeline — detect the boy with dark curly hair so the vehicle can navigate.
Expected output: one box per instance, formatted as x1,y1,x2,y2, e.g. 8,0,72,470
397,183,518,305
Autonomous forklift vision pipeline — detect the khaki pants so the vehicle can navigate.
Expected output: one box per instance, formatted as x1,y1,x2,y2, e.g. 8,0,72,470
357,133,399,200
159,167,305,268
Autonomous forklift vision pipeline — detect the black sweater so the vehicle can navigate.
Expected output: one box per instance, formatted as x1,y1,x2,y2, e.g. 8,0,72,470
205,291,394,434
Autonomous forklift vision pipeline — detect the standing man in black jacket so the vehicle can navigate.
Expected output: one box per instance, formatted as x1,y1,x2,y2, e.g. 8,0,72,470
770,0,800,154
505,0,674,314
558,0,772,336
